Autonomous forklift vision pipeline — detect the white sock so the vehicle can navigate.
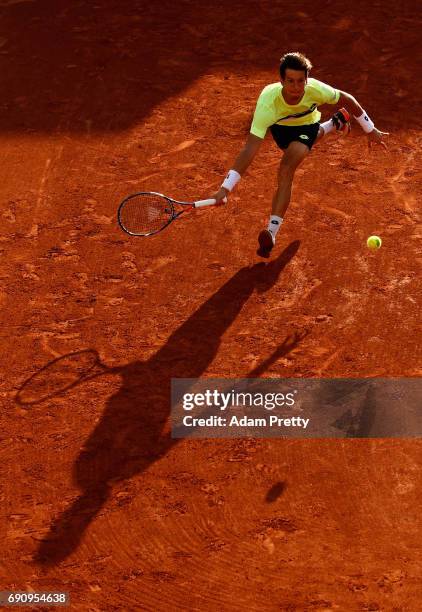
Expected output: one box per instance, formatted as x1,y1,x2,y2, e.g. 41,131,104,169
321,119,335,135
267,215,283,239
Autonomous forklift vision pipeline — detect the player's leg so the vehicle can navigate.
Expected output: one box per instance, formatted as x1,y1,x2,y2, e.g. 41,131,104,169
316,125,325,143
273,140,310,217
257,141,310,258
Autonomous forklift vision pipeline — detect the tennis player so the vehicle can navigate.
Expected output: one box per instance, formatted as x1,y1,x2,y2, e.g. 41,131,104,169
211,52,389,257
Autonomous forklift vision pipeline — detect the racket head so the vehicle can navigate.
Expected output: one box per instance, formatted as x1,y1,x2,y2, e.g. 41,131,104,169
117,191,175,237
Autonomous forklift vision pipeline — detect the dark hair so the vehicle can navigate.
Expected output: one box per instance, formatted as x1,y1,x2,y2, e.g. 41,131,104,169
279,52,312,79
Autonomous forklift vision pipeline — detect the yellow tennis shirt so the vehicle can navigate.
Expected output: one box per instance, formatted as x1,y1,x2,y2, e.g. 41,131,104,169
250,78,340,138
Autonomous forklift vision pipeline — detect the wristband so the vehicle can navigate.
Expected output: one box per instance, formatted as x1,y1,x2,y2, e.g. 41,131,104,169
221,169,241,192
354,110,375,133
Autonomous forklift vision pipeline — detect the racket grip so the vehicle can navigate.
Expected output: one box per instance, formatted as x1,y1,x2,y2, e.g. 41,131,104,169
194,197,227,208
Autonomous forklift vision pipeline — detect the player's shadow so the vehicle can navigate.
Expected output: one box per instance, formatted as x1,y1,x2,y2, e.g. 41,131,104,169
33,242,306,566
321,380,378,438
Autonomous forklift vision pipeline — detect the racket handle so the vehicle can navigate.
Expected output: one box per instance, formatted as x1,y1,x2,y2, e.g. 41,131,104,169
194,197,227,208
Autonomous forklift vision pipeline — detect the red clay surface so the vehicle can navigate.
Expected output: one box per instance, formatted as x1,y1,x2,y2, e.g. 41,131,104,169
1,0,421,610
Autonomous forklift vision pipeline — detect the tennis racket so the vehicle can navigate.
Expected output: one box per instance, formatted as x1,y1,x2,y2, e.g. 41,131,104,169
117,191,227,237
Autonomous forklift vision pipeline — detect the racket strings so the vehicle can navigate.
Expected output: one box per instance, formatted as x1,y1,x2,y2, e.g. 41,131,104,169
119,194,173,235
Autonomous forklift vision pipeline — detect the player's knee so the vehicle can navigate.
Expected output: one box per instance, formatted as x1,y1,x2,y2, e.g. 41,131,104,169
278,160,299,180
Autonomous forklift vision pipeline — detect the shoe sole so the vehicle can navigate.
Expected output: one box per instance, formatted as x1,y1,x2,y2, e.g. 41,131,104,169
338,107,350,122
257,230,274,258
340,121,351,135
337,107,351,135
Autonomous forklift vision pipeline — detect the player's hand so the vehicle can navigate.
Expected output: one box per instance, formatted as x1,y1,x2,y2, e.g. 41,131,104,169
212,187,229,205
368,127,389,151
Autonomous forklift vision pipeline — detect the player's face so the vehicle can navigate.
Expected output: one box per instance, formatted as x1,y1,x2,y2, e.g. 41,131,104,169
281,69,307,102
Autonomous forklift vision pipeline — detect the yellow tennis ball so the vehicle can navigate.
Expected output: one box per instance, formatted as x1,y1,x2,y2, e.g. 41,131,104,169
367,235,382,250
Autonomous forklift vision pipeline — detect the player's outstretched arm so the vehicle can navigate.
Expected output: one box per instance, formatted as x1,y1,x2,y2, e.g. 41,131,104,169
212,133,264,203
338,90,389,150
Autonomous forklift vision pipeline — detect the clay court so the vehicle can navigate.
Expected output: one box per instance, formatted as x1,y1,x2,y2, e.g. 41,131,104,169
1,0,421,609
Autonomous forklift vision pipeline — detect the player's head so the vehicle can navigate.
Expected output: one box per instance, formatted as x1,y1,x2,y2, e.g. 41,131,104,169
279,52,312,102
279,52,312,79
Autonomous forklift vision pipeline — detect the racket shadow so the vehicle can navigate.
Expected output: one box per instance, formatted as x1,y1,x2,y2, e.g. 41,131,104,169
15,349,121,407
34,241,303,566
